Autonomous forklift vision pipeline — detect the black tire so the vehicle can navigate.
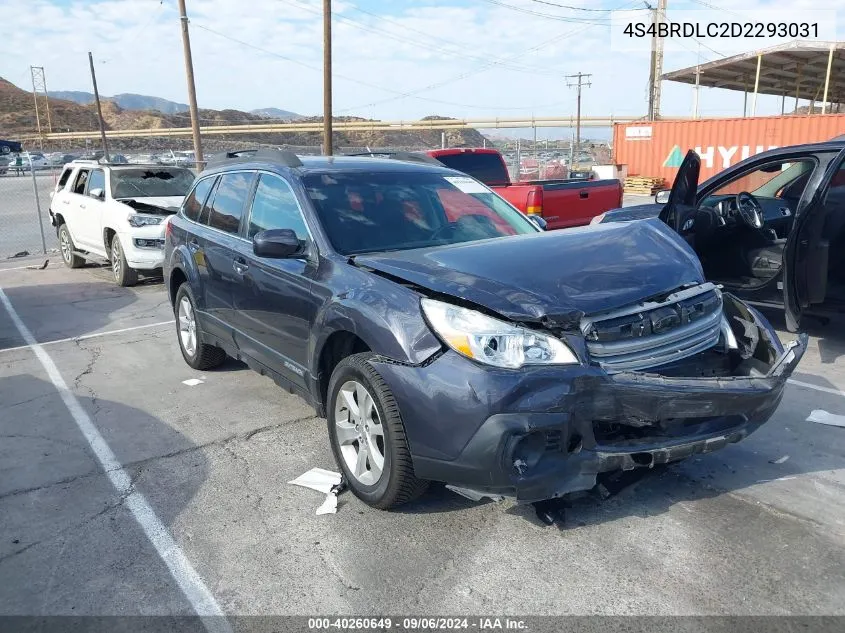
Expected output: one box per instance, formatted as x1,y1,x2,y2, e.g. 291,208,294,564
110,235,138,287
174,283,227,370
327,352,428,509
58,223,84,269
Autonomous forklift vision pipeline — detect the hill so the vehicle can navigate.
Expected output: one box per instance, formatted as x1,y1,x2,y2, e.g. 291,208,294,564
250,107,304,121
2,78,488,151
48,90,189,114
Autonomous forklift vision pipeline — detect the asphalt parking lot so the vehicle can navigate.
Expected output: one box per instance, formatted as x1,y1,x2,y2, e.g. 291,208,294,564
2,254,845,621
0,170,60,258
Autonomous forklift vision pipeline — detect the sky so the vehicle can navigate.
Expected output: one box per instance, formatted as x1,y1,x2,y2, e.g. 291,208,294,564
2,0,843,138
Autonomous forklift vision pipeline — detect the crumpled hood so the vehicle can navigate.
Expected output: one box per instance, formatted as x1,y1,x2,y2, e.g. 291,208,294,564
354,219,704,328
117,196,184,213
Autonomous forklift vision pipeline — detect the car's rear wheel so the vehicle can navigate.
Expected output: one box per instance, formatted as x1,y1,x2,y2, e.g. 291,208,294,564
111,235,138,287
58,224,84,268
174,283,227,370
327,353,428,509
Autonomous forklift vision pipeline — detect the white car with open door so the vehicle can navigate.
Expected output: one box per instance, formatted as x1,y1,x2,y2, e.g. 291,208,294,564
48,160,196,286
596,141,845,332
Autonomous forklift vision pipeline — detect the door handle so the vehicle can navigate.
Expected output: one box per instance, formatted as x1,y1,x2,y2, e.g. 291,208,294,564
233,258,249,274
187,238,200,252
579,191,589,199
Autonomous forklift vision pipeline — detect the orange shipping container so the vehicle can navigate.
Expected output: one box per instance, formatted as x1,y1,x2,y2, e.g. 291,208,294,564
613,114,845,188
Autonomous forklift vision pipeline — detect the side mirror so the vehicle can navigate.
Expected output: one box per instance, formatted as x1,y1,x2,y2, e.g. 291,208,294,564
89,188,105,200
655,190,671,204
253,228,303,259
527,215,547,231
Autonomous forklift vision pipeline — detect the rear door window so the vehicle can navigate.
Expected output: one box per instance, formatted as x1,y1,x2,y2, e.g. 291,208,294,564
205,172,254,235
182,176,216,222
57,167,73,190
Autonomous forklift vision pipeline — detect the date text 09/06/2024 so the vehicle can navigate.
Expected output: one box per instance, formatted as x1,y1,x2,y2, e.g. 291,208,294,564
307,617,528,630
623,21,818,38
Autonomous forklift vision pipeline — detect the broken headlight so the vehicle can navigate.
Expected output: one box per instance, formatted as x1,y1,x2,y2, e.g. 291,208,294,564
421,298,579,369
127,214,163,228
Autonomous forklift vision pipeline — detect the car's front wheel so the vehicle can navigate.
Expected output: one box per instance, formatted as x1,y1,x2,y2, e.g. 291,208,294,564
110,235,138,287
174,283,227,370
327,353,428,509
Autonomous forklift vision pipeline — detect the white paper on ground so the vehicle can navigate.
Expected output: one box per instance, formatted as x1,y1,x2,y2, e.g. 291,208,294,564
182,378,204,386
807,409,845,428
316,493,338,515
289,467,342,494
769,455,790,464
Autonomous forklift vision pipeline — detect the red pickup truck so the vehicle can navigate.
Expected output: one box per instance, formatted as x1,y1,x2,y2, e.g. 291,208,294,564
426,148,623,230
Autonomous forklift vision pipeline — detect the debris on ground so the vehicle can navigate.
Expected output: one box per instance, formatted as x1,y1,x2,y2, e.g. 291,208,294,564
289,467,343,494
533,498,567,527
290,468,346,515
182,378,204,386
445,485,504,503
25,259,49,270
769,455,790,464
807,409,845,428
8,251,29,259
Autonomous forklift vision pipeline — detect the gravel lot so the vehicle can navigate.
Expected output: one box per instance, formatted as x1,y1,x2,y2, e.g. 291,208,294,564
1,252,844,622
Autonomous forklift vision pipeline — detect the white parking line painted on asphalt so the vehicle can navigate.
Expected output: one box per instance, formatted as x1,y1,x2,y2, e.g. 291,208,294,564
788,378,845,399
0,287,231,633
0,320,174,354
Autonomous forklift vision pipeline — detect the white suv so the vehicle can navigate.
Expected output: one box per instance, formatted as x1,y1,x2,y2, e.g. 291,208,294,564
49,161,195,286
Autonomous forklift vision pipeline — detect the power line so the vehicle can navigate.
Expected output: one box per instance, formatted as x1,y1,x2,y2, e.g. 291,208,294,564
338,0,645,113
192,23,569,112
280,0,563,77
478,0,617,23
526,0,626,10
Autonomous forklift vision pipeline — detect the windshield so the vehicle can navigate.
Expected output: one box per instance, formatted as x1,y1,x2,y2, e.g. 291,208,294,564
111,168,195,199
303,171,537,255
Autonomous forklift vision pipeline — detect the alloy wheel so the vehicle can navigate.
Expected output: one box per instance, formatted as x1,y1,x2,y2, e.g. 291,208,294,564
334,380,385,486
60,230,71,264
112,240,122,280
178,296,197,357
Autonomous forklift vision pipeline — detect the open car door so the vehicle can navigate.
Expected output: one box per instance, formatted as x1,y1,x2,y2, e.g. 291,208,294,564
783,148,845,331
659,150,700,236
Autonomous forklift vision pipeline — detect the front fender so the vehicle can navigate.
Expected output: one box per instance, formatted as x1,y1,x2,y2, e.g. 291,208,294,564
309,283,442,376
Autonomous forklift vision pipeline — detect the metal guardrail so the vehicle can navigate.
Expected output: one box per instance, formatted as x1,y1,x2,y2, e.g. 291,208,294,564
18,115,641,143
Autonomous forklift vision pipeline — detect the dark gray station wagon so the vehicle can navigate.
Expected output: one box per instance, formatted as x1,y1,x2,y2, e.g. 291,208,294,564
164,149,805,510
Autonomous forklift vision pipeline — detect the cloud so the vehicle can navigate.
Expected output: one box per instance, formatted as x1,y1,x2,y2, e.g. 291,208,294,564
2,0,843,124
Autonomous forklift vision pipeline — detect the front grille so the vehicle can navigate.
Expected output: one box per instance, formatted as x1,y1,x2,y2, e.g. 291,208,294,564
583,284,723,373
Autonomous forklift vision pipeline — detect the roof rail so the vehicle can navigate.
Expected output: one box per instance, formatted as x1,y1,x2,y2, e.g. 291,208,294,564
207,148,303,168
345,151,443,166
71,159,101,165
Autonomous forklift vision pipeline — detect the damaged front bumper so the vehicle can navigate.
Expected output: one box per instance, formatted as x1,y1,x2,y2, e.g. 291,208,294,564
370,300,806,503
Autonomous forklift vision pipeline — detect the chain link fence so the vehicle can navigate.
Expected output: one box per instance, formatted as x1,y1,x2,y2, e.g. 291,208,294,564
1,159,60,259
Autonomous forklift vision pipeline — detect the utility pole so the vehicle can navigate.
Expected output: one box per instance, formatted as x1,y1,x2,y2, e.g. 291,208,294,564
88,52,110,162
30,66,52,151
646,0,667,120
323,0,333,156
177,0,203,168
566,72,591,164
